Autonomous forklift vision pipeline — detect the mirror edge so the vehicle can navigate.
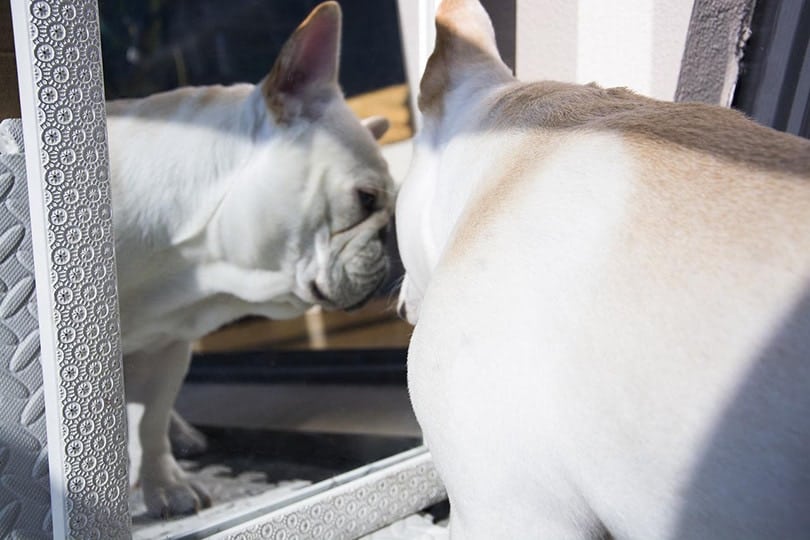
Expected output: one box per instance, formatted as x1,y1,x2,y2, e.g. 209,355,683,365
210,448,445,540
10,0,130,537
11,0,446,536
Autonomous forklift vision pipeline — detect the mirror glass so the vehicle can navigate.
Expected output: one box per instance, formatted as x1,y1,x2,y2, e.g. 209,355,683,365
97,0,419,534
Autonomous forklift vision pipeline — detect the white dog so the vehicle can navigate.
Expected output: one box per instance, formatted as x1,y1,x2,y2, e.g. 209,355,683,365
107,2,394,517
396,1,810,538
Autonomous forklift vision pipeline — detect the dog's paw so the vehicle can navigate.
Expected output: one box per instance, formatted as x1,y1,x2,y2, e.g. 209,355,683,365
169,410,208,458
142,477,212,518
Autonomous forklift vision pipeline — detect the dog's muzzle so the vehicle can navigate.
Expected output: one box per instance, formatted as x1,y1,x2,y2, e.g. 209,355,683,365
316,221,390,310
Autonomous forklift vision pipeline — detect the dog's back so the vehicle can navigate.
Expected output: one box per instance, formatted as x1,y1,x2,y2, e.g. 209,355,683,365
399,1,810,538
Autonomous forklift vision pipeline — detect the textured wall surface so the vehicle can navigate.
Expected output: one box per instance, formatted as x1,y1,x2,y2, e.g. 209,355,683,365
675,0,757,105
0,119,51,540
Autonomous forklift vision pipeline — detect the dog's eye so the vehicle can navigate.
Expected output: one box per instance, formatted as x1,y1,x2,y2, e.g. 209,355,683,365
357,189,377,214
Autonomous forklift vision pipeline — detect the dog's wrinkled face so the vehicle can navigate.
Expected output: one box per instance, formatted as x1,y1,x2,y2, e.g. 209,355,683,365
294,105,395,310
212,92,394,315
212,2,394,313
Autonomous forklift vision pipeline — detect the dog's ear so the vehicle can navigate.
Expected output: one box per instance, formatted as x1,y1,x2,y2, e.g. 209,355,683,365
420,0,512,116
362,116,390,140
262,1,341,122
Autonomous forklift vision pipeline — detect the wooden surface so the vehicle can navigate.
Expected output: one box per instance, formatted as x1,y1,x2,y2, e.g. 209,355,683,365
195,298,412,352
347,84,413,144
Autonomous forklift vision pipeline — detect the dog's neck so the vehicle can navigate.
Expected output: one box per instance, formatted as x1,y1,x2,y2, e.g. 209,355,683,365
107,84,275,252
108,84,310,345
397,78,515,305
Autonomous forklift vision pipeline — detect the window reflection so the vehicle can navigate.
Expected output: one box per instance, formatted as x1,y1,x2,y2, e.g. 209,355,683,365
99,0,419,529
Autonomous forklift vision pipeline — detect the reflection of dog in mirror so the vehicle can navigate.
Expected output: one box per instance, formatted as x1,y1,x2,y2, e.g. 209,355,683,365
107,2,394,517
397,0,810,538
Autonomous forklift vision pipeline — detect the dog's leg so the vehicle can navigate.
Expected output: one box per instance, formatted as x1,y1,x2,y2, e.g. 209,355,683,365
125,341,212,517
169,409,208,458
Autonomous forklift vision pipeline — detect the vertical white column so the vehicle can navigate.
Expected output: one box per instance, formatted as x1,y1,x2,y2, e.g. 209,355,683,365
652,0,694,100
577,0,655,94
516,0,579,83
516,0,693,101
397,0,440,129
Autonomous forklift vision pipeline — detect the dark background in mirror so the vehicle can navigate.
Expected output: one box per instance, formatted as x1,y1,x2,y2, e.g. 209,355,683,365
99,0,406,99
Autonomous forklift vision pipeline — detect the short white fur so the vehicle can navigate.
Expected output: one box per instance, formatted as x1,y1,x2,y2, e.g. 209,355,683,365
396,1,810,538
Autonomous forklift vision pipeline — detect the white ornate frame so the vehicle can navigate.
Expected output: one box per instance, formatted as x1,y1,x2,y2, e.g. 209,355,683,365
8,0,446,538
11,0,129,538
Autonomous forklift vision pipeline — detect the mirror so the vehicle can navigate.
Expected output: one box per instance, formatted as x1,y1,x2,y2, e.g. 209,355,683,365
96,0,420,534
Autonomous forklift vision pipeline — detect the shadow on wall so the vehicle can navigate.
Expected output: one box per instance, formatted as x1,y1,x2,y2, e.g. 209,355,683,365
672,285,810,538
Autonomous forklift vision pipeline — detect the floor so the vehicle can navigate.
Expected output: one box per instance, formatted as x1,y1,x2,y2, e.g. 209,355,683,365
129,423,423,537
362,515,448,540
130,278,424,537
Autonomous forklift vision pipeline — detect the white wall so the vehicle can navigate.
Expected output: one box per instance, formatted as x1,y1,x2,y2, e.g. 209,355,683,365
397,0,695,110
396,0,441,129
516,0,695,101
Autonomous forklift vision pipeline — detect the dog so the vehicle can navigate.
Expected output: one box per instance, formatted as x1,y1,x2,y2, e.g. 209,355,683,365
396,1,810,538
107,2,394,517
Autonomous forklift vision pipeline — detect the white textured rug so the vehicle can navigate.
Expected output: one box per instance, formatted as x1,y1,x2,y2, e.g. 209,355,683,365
361,514,449,540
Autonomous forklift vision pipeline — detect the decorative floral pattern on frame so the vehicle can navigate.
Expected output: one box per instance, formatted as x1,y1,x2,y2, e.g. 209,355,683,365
225,457,446,540
20,0,129,538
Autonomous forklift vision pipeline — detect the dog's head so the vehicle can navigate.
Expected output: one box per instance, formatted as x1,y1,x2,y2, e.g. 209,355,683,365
215,2,394,313
396,0,513,324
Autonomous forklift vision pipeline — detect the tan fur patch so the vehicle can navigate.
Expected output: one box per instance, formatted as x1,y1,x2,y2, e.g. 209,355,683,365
444,87,810,265
418,20,454,116
444,135,561,260
486,81,810,177
630,138,810,260
419,23,490,115
420,2,507,116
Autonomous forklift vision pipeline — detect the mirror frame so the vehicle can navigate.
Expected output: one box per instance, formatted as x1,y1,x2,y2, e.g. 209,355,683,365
9,0,445,537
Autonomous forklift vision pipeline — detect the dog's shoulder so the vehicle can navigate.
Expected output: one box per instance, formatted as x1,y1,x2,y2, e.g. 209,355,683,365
486,82,810,179
442,82,810,265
